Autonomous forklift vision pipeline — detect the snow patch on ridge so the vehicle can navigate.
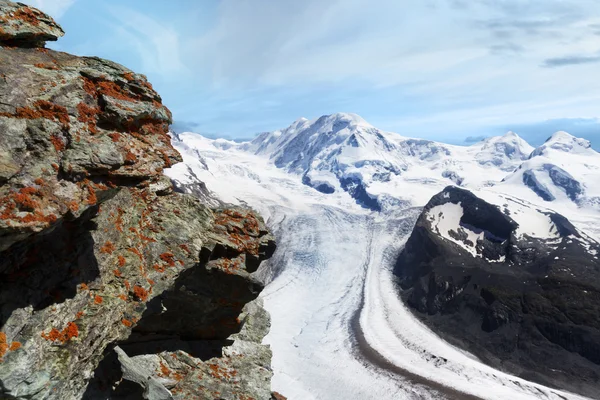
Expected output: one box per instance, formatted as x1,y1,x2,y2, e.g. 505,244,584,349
427,202,485,257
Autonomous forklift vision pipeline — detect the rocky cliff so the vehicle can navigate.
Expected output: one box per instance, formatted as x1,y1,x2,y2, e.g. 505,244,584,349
394,186,600,398
0,2,277,399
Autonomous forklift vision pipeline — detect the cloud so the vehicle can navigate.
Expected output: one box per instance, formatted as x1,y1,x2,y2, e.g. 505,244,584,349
170,120,201,133
105,6,186,78
464,135,488,143
543,54,600,67
27,0,76,18
52,0,600,144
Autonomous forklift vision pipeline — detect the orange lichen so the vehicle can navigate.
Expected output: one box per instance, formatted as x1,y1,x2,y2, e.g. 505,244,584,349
159,361,171,377
50,134,65,152
122,72,134,81
152,264,166,273
207,363,237,380
77,102,100,134
113,269,123,277
108,132,121,142
94,295,103,305
118,255,126,267
97,80,139,102
127,247,143,260
41,322,79,343
85,182,97,205
13,7,41,26
13,187,40,211
179,244,191,254
34,63,58,70
159,252,176,267
0,185,60,225
68,201,79,212
11,100,70,127
9,342,21,351
79,283,89,291
115,207,124,232
34,178,45,185
121,319,132,327
82,77,97,98
0,332,7,358
124,280,131,291
133,285,149,302
100,241,115,254
76,311,84,319
124,151,137,164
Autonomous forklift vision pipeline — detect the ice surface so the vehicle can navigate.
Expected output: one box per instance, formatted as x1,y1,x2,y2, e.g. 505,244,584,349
166,127,598,400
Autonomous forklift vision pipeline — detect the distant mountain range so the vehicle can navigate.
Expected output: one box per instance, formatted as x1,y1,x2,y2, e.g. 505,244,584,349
168,113,600,399
194,112,599,214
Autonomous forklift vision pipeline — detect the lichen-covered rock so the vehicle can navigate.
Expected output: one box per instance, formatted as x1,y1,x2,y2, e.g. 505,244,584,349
0,2,277,399
100,298,275,400
0,41,179,252
0,0,64,47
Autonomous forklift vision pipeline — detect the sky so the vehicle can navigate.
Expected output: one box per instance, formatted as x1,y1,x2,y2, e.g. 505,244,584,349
29,0,600,148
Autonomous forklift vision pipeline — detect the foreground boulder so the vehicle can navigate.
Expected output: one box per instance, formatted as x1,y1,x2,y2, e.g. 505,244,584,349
394,186,600,398
0,0,64,47
0,2,277,399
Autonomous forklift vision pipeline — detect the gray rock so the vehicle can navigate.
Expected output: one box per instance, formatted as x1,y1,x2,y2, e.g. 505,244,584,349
0,3,277,400
0,1,65,47
394,186,600,399
115,346,173,400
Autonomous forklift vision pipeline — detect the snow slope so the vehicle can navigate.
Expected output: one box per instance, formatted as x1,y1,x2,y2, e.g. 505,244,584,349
498,132,600,209
237,113,537,211
166,130,598,400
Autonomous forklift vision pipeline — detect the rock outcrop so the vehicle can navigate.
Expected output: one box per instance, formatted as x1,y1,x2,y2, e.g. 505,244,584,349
394,186,600,398
0,2,277,399
0,1,64,48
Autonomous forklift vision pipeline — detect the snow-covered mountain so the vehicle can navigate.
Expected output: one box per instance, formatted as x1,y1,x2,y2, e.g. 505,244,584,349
394,186,600,397
165,119,600,400
498,131,600,208
232,113,539,211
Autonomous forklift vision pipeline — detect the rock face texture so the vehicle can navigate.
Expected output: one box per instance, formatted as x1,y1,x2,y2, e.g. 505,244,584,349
394,186,600,398
0,2,277,399
0,1,64,47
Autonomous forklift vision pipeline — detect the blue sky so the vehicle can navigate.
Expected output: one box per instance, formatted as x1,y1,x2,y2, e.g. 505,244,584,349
29,0,600,148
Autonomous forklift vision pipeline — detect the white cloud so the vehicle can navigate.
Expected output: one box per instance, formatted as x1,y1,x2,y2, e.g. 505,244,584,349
63,0,600,139
27,0,76,19
105,6,187,78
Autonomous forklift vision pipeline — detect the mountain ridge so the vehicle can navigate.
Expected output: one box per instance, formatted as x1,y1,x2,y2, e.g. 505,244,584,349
178,112,599,214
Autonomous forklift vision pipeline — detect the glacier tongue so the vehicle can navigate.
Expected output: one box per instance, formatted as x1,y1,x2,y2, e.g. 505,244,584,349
166,131,596,400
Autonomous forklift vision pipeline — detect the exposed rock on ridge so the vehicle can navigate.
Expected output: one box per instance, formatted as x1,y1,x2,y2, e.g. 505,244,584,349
0,2,277,399
0,1,64,47
394,186,600,398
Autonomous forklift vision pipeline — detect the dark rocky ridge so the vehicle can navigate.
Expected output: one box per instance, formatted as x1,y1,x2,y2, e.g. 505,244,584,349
394,186,600,399
0,2,279,399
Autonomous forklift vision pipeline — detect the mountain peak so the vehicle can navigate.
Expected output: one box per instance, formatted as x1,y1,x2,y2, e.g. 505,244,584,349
314,112,373,128
547,131,577,143
531,131,593,157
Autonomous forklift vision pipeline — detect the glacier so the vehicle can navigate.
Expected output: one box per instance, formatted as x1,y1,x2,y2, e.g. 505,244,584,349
166,114,600,400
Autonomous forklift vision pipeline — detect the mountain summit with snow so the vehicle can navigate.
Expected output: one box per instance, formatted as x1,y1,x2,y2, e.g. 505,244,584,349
499,130,600,209
166,113,600,400
234,113,599,213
